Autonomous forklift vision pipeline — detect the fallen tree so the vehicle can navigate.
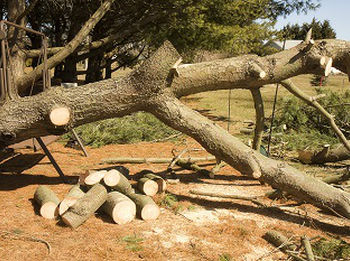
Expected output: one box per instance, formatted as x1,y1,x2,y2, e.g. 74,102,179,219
2,38,350,217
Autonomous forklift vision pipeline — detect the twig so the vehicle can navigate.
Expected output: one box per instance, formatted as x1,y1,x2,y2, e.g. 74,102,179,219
150,132,183,143
0,230,51,254
302,236,315,261
281,79,350,152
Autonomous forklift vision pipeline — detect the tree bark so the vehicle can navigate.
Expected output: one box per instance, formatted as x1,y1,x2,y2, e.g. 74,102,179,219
61,184,108,229
1,40,350,218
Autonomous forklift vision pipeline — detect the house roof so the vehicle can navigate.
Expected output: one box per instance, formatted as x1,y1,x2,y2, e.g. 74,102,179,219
268,40,303,50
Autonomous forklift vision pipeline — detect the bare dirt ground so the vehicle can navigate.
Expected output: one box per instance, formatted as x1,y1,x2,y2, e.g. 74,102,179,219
0,139,349,261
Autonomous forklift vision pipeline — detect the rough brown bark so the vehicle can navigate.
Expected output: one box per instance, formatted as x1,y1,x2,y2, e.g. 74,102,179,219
61,184,108,229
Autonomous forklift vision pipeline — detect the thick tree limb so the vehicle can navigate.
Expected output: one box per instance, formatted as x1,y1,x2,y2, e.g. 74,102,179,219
172,39,350,97
281,79,350,152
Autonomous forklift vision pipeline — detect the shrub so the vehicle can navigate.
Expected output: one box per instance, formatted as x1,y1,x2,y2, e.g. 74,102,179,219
62,112,179,147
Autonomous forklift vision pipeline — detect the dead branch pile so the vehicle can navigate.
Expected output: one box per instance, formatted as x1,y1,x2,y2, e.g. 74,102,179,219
33,169,166,229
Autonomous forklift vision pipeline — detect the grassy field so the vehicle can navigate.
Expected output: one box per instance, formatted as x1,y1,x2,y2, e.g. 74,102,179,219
182,74,350,135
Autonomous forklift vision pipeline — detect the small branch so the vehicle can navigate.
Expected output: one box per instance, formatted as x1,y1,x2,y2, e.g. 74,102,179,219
281,79,350,152
250,88,265,150
302,236,315,261
0,230,51,254
304,28,313,44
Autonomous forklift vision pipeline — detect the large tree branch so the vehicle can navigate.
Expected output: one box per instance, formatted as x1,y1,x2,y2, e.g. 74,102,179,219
172,39,350,97
16,0,116,92
1,41,350,218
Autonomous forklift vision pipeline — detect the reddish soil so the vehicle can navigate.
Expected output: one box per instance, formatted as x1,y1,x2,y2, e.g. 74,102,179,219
0,140,349,261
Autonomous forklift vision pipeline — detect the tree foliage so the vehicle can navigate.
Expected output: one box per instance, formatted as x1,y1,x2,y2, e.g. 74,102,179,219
282,18,336,40
2,0,320,84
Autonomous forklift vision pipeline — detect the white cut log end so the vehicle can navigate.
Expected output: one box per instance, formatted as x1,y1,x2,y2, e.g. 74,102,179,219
40,202,58,219
103,169,121,187
58,197,78,216
320,57,326,66
259,71,267,79
143,180,158,196
84,170,107,186
141,204,160,221
112,201,136,224
49,107,71,126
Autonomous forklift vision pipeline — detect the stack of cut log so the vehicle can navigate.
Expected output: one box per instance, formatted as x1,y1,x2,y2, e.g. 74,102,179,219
33,169,166,229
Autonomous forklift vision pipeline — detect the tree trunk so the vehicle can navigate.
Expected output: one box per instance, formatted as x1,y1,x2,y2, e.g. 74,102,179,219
1,40,350,218
102,191,136,224
61,184,108,229
34,185,60,219
85,54,104,83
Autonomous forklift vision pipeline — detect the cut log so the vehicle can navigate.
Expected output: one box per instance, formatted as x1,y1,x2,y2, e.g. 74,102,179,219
84,170,107,186
137,177,158,196
102,191,136,224
104,170,134,194
61,184,108,229
103,169,121,187
49,106,71,126
58,185,85,215
101,156,216,164
143,173,167,192
127,193,160,221
298,143,350,164
263,230,297,252
34,185,60,219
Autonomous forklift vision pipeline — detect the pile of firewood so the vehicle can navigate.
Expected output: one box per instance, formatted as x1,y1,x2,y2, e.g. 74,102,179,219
33,169,166,229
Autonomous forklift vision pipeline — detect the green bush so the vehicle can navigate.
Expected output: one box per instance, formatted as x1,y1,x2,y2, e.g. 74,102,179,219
62,112,179,147
273,88,350,150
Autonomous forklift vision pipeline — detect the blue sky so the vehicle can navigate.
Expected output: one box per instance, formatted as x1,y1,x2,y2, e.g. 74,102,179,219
274,0,350,40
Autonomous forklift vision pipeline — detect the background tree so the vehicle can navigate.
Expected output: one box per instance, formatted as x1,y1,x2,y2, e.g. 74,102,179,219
1,0,320,92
